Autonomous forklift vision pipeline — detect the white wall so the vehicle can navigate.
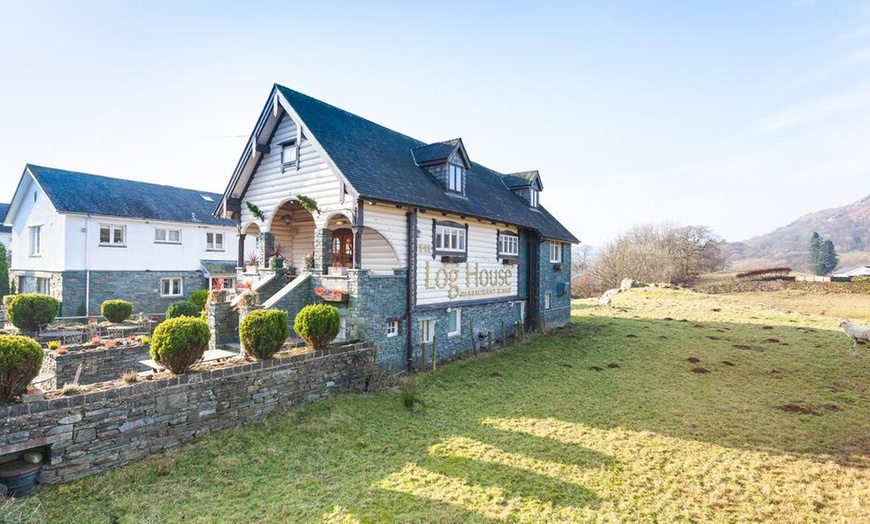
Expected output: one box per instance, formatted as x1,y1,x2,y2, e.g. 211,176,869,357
364,205,408,268
9,177,66,271
64,215,242,271
240,111,351,232
415,214,518,306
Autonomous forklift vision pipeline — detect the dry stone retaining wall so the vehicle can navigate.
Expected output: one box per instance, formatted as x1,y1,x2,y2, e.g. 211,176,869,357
0,343,373,485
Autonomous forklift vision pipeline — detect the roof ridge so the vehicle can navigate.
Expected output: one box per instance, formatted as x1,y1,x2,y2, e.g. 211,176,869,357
26,164,223,197
276,84,428,147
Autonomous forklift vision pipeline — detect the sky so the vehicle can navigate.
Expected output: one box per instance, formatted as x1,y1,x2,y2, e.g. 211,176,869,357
1,0,870,246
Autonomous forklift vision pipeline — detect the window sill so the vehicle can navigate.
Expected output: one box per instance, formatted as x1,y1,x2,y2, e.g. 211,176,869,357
155,241,182,245
206,249,226,252
436,254,467,263
160,295,183,298
387,333,397,338
448,332,460,338
99,244,127,248
29,254,42,258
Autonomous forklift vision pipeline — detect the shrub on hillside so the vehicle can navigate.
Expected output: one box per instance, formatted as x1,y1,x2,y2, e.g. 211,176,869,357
0,335,44,403
165,300,200,319
188,289,209,312
7,293,60,333
101,299,133,323
240,309,289,359
294,304,340,350
149,316,210,374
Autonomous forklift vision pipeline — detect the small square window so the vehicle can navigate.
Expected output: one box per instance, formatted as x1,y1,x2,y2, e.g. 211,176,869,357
281,140,298,171
100,224,126,246
447,164,464,193
29,225,41,256
387,320,399,338
498,231,519,258
550,242,562,263
36,277,51,295
155,228,181,244
207,232,224,251
447,309,461,337
419,319,435,343
160,277,183,297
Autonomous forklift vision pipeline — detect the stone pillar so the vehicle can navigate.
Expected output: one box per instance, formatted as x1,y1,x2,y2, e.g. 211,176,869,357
207,302,239,352
237,234,246,268
313,228,332,273
258,232,274,269
352,225,363,270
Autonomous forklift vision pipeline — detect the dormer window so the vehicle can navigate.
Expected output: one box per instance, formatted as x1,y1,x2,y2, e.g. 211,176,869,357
530,188,539,208
447,164,464,193
281,140,298,172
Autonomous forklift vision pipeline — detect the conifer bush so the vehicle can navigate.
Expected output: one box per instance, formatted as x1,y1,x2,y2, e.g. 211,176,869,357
165,300,200,319
149,317,210,374
294,304,340,350
101,299,133,323
189,290,209,312
7,293,60,333
0,335,43,403
240,309,289,359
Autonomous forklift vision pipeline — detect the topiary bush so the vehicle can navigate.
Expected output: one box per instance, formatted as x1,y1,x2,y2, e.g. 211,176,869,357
7,293,60,333
165,300,200,319
101,299,133,323
149,316,210,374
0,335,44,403
240,309,289,359
294,304,340,350
188,289,209,312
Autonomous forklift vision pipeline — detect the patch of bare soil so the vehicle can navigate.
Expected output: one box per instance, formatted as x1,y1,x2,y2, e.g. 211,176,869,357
721,361,736,366
733,344,764,352
691,367,710,373
489,372,502,378
625,334,638,338
687,356,701,363
765,338,780,343
824,403,841,412
589,366,605,371
607,363,621,369
762,326,774,330
710,308,721,312
707,336,720,340
663,317,674,321
560,363,573,368
778,404,820,416
658,335,668,339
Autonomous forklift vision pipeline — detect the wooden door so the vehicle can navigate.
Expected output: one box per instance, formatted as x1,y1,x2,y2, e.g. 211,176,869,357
331,228,354,267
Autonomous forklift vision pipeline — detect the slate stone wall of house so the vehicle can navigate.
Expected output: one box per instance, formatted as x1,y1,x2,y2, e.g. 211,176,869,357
47,345,153,389
59,270,207,318
537,241,572,328
0,343,372,485
208,303,239,351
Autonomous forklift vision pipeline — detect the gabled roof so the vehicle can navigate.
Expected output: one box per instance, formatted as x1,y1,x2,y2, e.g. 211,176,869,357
502,171,543,191
411,138,470,167
222,85,578,243
16,165,233,227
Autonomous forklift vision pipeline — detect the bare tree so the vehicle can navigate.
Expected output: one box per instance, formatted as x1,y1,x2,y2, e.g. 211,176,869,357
592,223,724,289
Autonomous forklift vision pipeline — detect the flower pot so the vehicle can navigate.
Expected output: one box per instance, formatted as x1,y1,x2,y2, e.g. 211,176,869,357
270,257,284,269
320,292,349,303
0,459,42,497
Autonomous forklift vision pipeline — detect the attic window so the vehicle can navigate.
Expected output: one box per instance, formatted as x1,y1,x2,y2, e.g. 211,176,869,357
529,188,539,208
447,164,464,193
201,195,214,202
281,140,298,172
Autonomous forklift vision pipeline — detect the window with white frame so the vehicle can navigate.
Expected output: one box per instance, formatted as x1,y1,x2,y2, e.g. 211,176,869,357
447,164,464,193
498,231,519,257
29,225,41,256
206,232,224,251
434,223,466,254
387,320,399,338
155,228,181,244
36,277,51,295
550,241,562,263
420,319,435,343
160,277,183,297
281,140,298,171
447,309,461,337
530,188,539,208
100,224,126,246
544,293,552,310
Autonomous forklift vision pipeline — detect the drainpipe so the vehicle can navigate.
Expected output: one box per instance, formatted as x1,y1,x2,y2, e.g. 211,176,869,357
405,211,416,373
85,215,91,317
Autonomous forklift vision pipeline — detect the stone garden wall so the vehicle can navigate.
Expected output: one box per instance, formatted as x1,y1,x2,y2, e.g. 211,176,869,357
698,280,870,295
0,343,373,485
47,345,153,389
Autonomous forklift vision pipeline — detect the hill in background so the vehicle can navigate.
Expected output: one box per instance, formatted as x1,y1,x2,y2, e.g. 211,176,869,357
726,194,870,272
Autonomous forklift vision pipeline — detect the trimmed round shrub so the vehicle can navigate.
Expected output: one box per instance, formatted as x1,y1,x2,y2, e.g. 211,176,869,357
0,335,44,403
188,289,209,312
7,293,60,333
101,299,133,323
149,317,210,374
294,304,340,350
240,309,289,359
165,300,200,319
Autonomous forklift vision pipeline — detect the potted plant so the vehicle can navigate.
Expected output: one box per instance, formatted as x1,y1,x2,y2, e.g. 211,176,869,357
270,243,287,269
303,252,315,271
314,287,349,303
328,252,348,276
246,251,258,273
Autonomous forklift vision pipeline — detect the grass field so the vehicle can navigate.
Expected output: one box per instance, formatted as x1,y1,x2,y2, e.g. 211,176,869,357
23,289,870,522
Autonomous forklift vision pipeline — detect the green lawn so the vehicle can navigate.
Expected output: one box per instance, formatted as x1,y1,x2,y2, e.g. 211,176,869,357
27,289,870,522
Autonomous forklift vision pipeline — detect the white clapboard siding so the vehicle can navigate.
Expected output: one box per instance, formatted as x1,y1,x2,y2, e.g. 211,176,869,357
360,227,401,275
240,114,349,227
364,205,408,267
269,207,315,270
416,216,518,306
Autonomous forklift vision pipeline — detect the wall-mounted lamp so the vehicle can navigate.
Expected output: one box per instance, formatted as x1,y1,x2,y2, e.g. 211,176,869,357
281,214,292,225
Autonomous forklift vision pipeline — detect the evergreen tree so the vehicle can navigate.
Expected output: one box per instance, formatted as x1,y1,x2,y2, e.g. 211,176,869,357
808,232,824,275
821,239,838,275
0,243,8,299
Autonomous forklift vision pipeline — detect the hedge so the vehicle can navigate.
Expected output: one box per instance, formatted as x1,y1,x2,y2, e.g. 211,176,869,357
149,317,210,374
101,299,133,323
189,290,209,312
294,304,340,350
7,293,60,333
0,335,43,403
240,309,289,359
166,300,200,319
